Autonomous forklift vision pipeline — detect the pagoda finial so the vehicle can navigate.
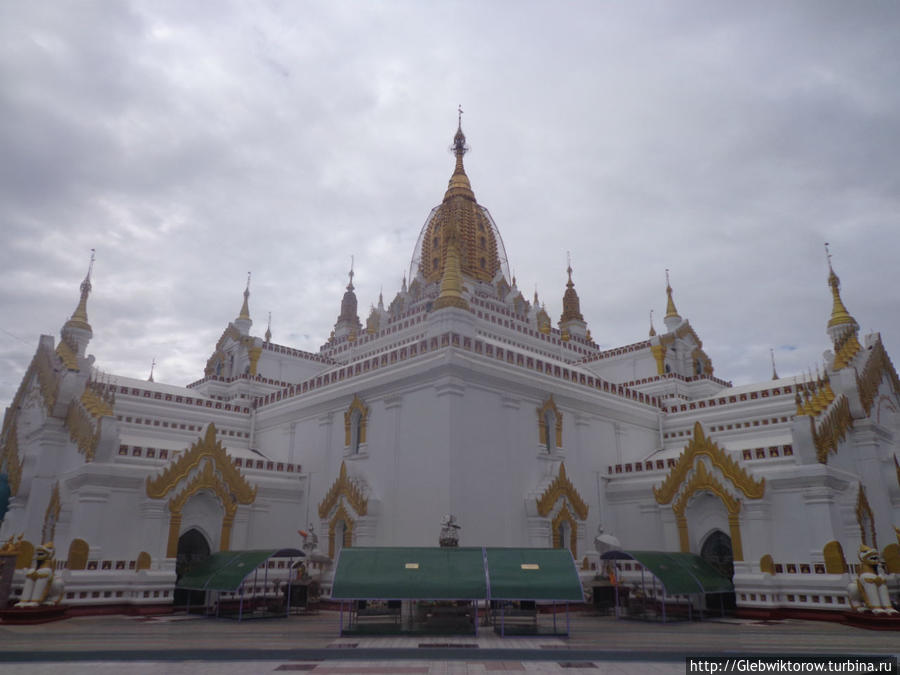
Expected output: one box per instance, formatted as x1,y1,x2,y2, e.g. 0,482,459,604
68,248,95,328
824,242,856,330
649,309,656,337
238,272,251,321
265,311,272,343
770,348,779,380
348,256,355,291
148,357,156,383
559,254,584,326
664,268,681,331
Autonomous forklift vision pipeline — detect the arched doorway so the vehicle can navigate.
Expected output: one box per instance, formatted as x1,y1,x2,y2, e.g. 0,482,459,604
174,528,210,608
701,530,736,611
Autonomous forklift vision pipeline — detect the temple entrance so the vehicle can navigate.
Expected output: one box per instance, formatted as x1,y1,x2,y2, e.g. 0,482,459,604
701,530,736,611
174,528,210,608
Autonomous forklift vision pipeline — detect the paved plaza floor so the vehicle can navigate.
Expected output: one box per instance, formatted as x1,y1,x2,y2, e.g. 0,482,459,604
0,611,897,674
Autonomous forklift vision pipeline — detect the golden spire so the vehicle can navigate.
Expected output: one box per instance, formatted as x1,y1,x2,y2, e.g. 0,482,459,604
824,243,856,329
559,253,584,324
238,272,251,321
664,269,680,320
770,348,779,380
148,358,156,383
649,309,656,337
433,228,469,311
444,105,474,201
264,311,272,343
66,249,95,331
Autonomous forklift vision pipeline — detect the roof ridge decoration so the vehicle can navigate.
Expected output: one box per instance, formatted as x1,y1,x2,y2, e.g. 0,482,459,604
318,460,369,520
145,423,257,503
653,421,765,505
536,462,589,521
810,394,853,463
856,336,900,417
855,483,876,550
56,341,79,371
65,397,103,462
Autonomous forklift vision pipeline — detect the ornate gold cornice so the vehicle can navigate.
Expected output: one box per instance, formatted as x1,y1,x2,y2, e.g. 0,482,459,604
537,396,563,449
343,395,369,447
856,483,876,550
146,424,257,504
318,461,368,520
654,422,764,504
536,462,588,520
42,482,61,544
811,395,853,464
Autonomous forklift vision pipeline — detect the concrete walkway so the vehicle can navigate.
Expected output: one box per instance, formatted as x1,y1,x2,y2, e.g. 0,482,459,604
1,612,897,674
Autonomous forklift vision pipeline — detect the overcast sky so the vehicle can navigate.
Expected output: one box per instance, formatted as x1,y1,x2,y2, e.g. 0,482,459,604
2,1,899,406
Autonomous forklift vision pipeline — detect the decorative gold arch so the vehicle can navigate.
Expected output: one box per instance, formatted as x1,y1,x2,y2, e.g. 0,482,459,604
164,461,242,557
146,424,256,502
856,483,876,549
328,502,355,559
318,461,368,519
670,461,744,560
537,396,563,449
136,551,152,571
654,422,764,504
551,502,578,557
536,462,588,520
343,395,369,447
146,424,257,558
42,482,61,544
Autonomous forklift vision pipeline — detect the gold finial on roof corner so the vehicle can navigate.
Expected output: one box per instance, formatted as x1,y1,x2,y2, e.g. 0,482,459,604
238,272,251,320
664,269,680,319
824,243,856,329
265,311,272,343
649,309,656,337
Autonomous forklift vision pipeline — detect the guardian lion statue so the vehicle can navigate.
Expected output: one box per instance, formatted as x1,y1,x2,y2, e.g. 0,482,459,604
847,544,897,615
14,542,64,607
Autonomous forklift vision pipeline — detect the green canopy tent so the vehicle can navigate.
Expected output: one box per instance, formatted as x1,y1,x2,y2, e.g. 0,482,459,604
485,547,584,636
175,548,304,620
600,550,734,621
331,547,584,636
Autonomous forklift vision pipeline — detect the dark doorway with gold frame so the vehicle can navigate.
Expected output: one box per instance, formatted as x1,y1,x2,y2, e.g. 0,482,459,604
700,530,736,611
174,528,211,608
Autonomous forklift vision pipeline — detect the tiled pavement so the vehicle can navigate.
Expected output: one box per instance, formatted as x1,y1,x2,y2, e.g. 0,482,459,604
0,612,897,674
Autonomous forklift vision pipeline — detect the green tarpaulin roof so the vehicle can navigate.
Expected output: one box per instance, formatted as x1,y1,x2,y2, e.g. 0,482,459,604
331,547,583,602
331,547,487,600
601,550,733,595
486,548,584,602
176,548,303,592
